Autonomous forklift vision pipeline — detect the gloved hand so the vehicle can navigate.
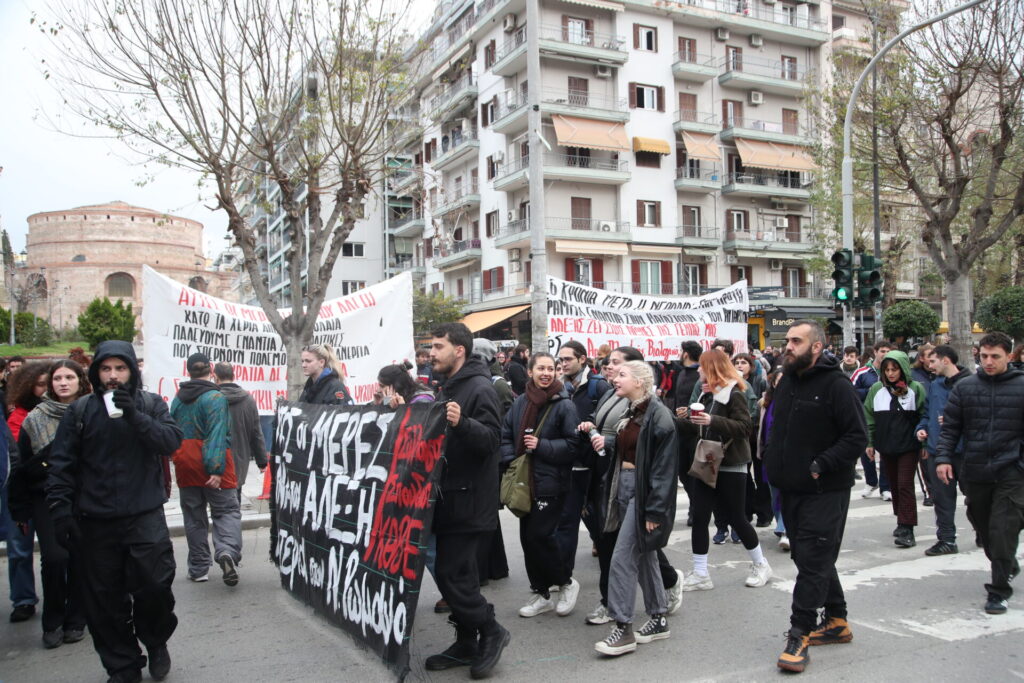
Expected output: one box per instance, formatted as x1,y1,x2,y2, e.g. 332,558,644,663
53,514,81,550
111,385,137,419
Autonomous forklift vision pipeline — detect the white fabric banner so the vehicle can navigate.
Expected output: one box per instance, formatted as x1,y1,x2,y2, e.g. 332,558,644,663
142,266,414,413
546,277,750,361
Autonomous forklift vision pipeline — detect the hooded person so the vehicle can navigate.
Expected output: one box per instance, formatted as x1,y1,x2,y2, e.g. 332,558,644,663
170,353,240,587
473,338,514,416
45,340,183,683
212,362,268,503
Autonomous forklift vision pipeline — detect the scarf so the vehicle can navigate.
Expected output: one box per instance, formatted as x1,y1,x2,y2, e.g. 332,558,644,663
516,378,563,457
22,397,72,456
615,396,651,434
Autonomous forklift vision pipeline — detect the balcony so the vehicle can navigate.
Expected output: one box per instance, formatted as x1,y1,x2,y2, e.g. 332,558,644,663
434,238,483,270
653,0,828,47
431,178,481,215
718,56,807,96
547,216,630,242
540,88,629,123
675,224,721,251
390,165,422,195
673,109,721,135
537,24,628,67
722,172,811,200
672,52,718,82
720,117,811,146
675,165,722,192
494,218,530,249
723,228,816,258
492,25,527,76
493,154,630,191
748,283,834,309
432,129,480,170
426,10,477,76
428,72,478,121
389,256,425,278
390,210,425,238
832,26,870,54
491,94,528,133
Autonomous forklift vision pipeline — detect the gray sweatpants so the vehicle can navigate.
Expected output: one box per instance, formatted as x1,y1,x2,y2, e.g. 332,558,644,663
608,469,667,624
179,486,242,578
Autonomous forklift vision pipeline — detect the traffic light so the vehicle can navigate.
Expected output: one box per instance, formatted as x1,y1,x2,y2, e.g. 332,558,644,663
857,254,883,306
830,249,854,304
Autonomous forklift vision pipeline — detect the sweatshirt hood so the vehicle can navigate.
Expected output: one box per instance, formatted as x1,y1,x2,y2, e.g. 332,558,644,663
88,340,141,395
175,379,220,404
880,350,913,386
443,354,491,389
215,382,248,405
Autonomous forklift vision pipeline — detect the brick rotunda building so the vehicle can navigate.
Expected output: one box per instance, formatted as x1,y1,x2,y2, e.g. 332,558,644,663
24,200,232,331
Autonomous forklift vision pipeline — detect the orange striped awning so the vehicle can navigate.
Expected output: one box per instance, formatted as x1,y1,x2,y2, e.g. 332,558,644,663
632,136,672,155
552,115,630,152
681,131,721,162
735,139,816,172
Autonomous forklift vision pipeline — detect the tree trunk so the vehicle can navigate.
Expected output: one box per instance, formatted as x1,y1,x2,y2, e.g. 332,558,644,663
284,334,305,401
946,272,975,371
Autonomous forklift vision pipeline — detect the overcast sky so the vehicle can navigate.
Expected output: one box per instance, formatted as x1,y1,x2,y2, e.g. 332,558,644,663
0,0,436,258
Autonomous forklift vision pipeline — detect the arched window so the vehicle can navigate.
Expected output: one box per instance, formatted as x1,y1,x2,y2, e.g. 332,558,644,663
106,272,135,298
188,276,208,292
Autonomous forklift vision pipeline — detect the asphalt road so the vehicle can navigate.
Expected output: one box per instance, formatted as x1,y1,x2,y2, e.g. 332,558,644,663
2,486,1020,682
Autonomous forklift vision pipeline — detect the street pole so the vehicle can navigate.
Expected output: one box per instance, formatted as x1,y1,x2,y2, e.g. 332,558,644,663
526,0,548,354
840,0,988,344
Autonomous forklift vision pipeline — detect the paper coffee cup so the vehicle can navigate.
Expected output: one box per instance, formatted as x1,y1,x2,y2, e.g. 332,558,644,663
104,390,124,418
690,402,705,417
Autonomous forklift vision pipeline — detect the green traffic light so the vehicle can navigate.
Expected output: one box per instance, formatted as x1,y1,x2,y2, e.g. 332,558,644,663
833,287,851,301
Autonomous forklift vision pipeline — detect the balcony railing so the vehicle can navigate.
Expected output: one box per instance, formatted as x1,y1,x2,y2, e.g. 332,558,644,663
677,224,720,239
436,238,482,259
726,228,807,244
675,109,720,126
722,117,804,136
726,172,810,190
497,218,530,237
430,178,481,210
389,256,425,271
538,23,625,51
429,10,477,63
545,153,629,172
391,210,424,230
689,0,827,31
548,217,630,233
438,128,479,156
673,51,717,67
428,72,477,114
492,93,527,122
495,155,529,180
675,166,722,182
719,55,807,81
496,26,527,61
541,88,627,111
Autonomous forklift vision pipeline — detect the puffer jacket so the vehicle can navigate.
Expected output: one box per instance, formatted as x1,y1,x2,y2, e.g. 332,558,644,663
601,396,678,552
915,367,970,455
500,385,579,497
864,350,927,454
677,381,753,467
935,367,1024,483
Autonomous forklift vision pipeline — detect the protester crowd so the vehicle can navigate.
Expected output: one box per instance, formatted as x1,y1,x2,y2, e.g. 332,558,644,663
2,323,1023,680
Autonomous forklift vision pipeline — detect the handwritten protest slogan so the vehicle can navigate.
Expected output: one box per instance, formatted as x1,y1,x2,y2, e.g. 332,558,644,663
270,401,447,679
142,266,414,413
547,277,750,360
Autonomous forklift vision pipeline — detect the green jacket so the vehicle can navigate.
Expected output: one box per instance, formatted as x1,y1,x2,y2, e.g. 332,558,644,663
863,350,926,453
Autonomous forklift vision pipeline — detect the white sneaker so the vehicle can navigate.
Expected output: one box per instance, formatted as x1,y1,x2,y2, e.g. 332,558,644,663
556,578,580,616
585,602,612,625
679,571,713,592
667,568,684,615
745,561,773,587
880,490,892,501
778,535,791,551
187,573,209,582
519,592,555,618
860,485,878,498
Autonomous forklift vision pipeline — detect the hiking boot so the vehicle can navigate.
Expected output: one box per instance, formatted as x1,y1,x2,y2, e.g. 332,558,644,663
808,616,853,646
777,631,810,673
894,526,916,548
470,620,510,679
595,621,636,656
925,540,958,556
679,572,713,592
43,628,64,649
585,602,612,625
667,569,684,615
985,593,1009,615
556,578,580,616
216,554,239,586
147,644,171,681
426,621,478,671
634,613,670,644
518,592,554,618
745,561,773,588
712,529,728,544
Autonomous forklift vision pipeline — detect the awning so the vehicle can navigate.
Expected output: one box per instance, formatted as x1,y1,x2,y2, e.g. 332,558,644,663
552,115,630,152
681,131,721,162
631,244,680,256
633,136,672,155
735,139,817,172
461,305,530,333
555,239,629,255
561,0,625,10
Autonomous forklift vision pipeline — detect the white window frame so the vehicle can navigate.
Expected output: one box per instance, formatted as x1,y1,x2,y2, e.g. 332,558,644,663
638,260,662,295
729,210,747,232
682,205,701,228
572,258,593,286
636,85,658,110
342,242,365,258
341,280,367,295
785,267,801,297
638,25,657,51
681,263,700,295
643,201,659,227
566,17,588,45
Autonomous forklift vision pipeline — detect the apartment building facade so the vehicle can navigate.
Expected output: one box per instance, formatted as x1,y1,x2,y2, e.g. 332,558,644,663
386,0,859,347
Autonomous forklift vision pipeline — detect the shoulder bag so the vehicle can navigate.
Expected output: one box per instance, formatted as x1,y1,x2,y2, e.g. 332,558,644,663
500,403,555,517
687,395,732,488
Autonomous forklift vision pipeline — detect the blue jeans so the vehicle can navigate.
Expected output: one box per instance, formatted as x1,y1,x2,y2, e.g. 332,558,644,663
2,486,38,608
860,452,890,491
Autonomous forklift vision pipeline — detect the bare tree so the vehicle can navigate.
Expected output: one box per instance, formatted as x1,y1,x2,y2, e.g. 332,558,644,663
40,0,419,396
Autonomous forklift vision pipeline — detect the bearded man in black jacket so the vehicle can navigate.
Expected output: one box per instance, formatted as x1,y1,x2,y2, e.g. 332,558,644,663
765,321,867,674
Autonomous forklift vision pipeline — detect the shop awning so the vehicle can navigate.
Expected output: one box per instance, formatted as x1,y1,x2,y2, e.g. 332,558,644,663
632,136,672,155
562,0,625,10
552,115,630,152
554,239,629,255
461,305,530,333
735,139,817,172
631,244,680,256
681,131,722,162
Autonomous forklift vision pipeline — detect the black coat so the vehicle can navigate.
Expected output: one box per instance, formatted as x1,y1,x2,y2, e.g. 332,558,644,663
672,364,701,410
936,368,1024,483
500,386,580,497
434,355,503,535
567,368,611,467
764,354,868,494
506,357,528,395
602,396,678,552
299,370,351,405
46,341,184,519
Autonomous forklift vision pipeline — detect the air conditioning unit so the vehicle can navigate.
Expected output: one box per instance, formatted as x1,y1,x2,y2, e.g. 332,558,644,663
703,254,715,263
493,150,505,162
594,64,613,79
748,90,764,105
771,200,788,211
503,13,517,32
506,210,514,220
510,260,522,273
458,117,472,133
750,34,763,48
715,27,730,41
599,222,615,232
763,0,776,4
775,217,789,229
510,248,522,261
725,254,739,265
769,259,783,271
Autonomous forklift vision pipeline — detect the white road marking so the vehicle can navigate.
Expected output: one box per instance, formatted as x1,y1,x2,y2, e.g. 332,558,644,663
898,611,1024,642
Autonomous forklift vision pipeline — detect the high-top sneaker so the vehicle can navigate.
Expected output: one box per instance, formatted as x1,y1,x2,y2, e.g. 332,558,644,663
808,616,853,645
595,621,636,656
634,613,670,644
777,631,810,673
470,619,510,679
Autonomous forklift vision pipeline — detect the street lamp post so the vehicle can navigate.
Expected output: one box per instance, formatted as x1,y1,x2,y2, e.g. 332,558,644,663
840,0,989,347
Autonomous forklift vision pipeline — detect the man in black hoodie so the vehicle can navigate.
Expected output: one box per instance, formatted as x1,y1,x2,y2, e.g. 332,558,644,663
46,341,183,683
765,321,867,674
426,322,509,679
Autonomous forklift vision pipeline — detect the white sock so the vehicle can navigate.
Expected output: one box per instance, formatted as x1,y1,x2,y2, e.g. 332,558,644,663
693,554,709,576
748,544,766,565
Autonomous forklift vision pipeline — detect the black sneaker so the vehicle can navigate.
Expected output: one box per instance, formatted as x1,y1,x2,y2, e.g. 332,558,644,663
425,623,478,671
106,670,142,683
63,627,86,643
10,604,35,622
985,593,1008,615
470,621,510,679
634,613,670,643
923,495,934,507
43,628,64,649
924,541,958,556
216,554,239,587
894,526,916,548
148,644,171,681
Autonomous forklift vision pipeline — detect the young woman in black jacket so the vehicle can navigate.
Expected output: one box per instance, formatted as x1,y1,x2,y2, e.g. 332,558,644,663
299,344,352,405
500,352,580,619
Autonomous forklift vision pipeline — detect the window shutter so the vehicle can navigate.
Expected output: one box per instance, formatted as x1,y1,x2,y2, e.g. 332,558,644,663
483,269,492,292
657,86,665,112
633,23,640,49
424,142,431,163
721,100,729,126
698,263,708,287
457,278,464,296
652,27,658,52
743,210,750,231
631,260,641,294
525,260,532,282
592,259,604,289
660,260,673,294
562,14,569,40
628,82,637,109
497,266,505,289
730,266,739,284
565,258,576,281
584,18,594,40
424,239,433,258
637,200,645,226
414,152,422,165
481,103,489,127
654,201,662,227
798,267,807,289
678,36,685,52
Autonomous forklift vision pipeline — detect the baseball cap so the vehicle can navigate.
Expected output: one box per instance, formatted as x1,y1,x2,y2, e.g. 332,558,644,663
186,352,211,373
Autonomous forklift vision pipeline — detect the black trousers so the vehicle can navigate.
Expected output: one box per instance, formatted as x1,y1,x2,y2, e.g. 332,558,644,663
963,467,1024,600
435,531,493,630
78,508,178,676
691,471,759,554
520,495,569,594
475,522,509,581
30,494,86,633
782,489,850,634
